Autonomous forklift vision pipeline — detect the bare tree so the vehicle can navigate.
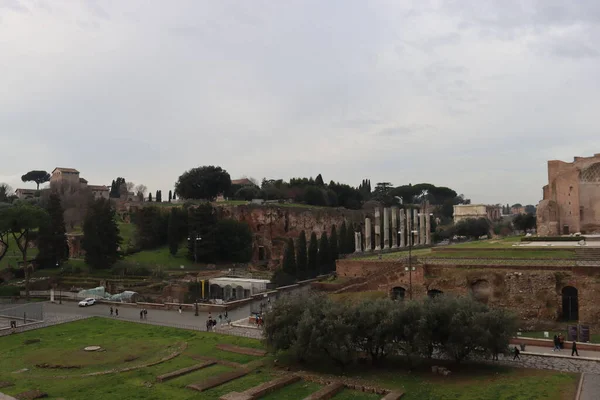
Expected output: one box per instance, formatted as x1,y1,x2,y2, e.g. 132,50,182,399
135,184,147,197
126,181,135,192
0,183,13,202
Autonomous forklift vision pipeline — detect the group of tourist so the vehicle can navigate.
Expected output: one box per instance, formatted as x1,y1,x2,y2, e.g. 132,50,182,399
552,333,579,356
139,309,148,319
109,306,118,317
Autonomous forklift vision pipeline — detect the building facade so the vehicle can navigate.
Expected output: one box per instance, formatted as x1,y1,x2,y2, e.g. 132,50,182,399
453,204,502,223
537,154,600,235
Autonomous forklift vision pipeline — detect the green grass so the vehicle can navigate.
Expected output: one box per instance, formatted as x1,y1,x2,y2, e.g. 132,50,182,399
0,318,578,400
0,234,38,270
520,331,600,343
261,380,321,399
124,245,213,271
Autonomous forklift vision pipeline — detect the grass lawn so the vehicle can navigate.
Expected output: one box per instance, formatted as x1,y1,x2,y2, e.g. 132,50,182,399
520,331,600,343
0,318,578,400
123,245,216,271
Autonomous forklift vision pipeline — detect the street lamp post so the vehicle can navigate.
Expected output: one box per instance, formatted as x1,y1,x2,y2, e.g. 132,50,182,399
187,234,202,263
399,229,418,300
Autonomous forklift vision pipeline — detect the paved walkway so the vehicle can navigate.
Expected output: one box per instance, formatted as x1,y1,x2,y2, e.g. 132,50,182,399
580,373,600,400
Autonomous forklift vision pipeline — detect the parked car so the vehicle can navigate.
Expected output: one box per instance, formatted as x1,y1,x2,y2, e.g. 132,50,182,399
78,298,96,307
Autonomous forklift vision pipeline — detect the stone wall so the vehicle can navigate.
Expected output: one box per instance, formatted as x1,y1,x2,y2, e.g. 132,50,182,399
336,259,600,328
216,205,366,267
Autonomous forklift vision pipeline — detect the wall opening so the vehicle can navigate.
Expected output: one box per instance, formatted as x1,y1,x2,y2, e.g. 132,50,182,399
258,246,265,261
391,286,406,301
561,286,578,321
470,280,491,303
427,289,443,298
563,225,570,235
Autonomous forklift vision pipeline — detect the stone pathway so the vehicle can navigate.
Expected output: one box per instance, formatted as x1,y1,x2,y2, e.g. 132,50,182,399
0,313,89,337
580,373,600,400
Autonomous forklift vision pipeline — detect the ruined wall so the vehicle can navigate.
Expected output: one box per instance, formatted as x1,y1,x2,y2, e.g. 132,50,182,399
216,205,366,267
337,259,600,328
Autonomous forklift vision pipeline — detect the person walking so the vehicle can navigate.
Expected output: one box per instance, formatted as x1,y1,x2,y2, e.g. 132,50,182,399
553,334,560,351
115,308,119,317
572,341,579,356
140,310,143,319
513,346,520,360
179,305,182,315
110,306,113,316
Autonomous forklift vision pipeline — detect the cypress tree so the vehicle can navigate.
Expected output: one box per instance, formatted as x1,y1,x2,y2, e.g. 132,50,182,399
167,208,180,255
82,198,122,270
339,222,347,255
346,223,355,253
37,193,68,267
317,232,329,275
148,193,153,202
296,230,308,280
173,192,176,201
282,238,297,279
156,190,160,203
307,232,318,278
329,225,339,269
168,190,172,203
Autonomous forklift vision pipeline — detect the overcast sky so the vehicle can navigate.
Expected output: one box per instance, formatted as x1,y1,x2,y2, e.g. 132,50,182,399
2,0,600,205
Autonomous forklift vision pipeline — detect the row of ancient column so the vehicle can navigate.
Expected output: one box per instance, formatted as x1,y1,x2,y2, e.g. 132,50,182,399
354,207,431,252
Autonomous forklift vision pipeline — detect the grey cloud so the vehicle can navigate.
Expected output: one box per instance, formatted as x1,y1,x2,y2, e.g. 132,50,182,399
0,0,29,13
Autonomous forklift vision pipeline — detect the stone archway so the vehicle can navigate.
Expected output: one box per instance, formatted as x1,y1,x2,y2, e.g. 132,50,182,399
561,286,578,321
470,279,492,303
427,289,443,298
391,286,406,301
209,284,223,299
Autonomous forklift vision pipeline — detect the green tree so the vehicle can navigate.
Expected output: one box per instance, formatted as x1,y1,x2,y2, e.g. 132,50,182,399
346,223,355,253
167,207,182,255
234,186,261,201
0,204,49,297
296,230,308,280
132,206,168,250
168,190,172,203
109,177,126,198
352,298,396,364
82,198,122,270
187,203,217,262
317,232,330,274
307,232,318,278
476,308,517,360
329,225,339,269
282,238,297,278
315,173,324,186
175,165,231,200
36,193,68,268
21,170,50,190
214,219,252,262
148,192,153,202
339,222,347,254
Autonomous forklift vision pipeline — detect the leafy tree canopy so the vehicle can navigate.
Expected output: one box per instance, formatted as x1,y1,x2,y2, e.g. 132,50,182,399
21,170,50,190
175,165,231,201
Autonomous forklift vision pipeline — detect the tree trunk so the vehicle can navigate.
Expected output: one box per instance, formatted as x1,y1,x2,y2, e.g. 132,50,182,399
24,251,29,300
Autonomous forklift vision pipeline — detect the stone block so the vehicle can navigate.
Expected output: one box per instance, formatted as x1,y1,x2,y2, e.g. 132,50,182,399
302,382,344,400
221,375,300,400
156,361,216,382
381,390,405,400
187,369,249,392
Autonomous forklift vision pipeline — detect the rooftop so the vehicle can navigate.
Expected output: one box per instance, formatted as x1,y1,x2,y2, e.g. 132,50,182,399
210,277,270,284
52,167,80,173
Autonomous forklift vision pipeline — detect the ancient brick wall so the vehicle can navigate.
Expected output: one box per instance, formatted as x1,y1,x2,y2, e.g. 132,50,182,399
216,205,366,268
336,259,600,328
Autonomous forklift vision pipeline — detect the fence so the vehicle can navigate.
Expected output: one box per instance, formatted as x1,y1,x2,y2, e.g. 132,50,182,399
416,257,600,267
0,302,44,323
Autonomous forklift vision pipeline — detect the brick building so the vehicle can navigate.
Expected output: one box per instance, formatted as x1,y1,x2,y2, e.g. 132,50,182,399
537,153,600,235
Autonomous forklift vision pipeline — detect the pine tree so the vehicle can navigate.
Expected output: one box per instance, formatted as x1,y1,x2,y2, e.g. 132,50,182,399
282,238,297,279
155,190,160,203
167,208,180,255
315,174,324,186
307,232,318,278
329,225,339,269
173,192,176,201
168,190,172,203
36,193,68,267
148,193,153,202
318,232,329,275
296,231,308,280
339,222,347,254
82,198,122,270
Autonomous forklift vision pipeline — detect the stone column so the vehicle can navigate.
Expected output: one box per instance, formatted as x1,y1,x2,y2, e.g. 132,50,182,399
426,213,431,245
50,288,55,302
399,209,405,247
354,231,362,253
391,207,398,248
374,208,381,251
383,208,390,250
413,209,419,246
406,209,412,246
420,212,426,245
365,218,372,251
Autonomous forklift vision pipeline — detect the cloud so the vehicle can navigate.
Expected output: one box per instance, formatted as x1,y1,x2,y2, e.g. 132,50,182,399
0,0,599,206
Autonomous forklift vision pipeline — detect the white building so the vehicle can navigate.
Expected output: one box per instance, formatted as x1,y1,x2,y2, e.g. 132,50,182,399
208,277,270,301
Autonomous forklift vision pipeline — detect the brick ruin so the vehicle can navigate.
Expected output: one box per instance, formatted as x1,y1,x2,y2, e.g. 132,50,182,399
336,258,600,329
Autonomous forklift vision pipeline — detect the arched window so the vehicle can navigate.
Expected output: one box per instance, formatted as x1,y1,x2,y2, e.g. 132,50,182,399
427,289,443,298
391,287,406,301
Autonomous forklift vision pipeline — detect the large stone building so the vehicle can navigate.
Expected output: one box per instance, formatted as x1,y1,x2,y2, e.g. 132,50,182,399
537,154,600,235
453,204,501,223
50,167,109,199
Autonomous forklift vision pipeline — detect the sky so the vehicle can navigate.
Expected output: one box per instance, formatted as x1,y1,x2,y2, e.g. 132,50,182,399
1,0,600,206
